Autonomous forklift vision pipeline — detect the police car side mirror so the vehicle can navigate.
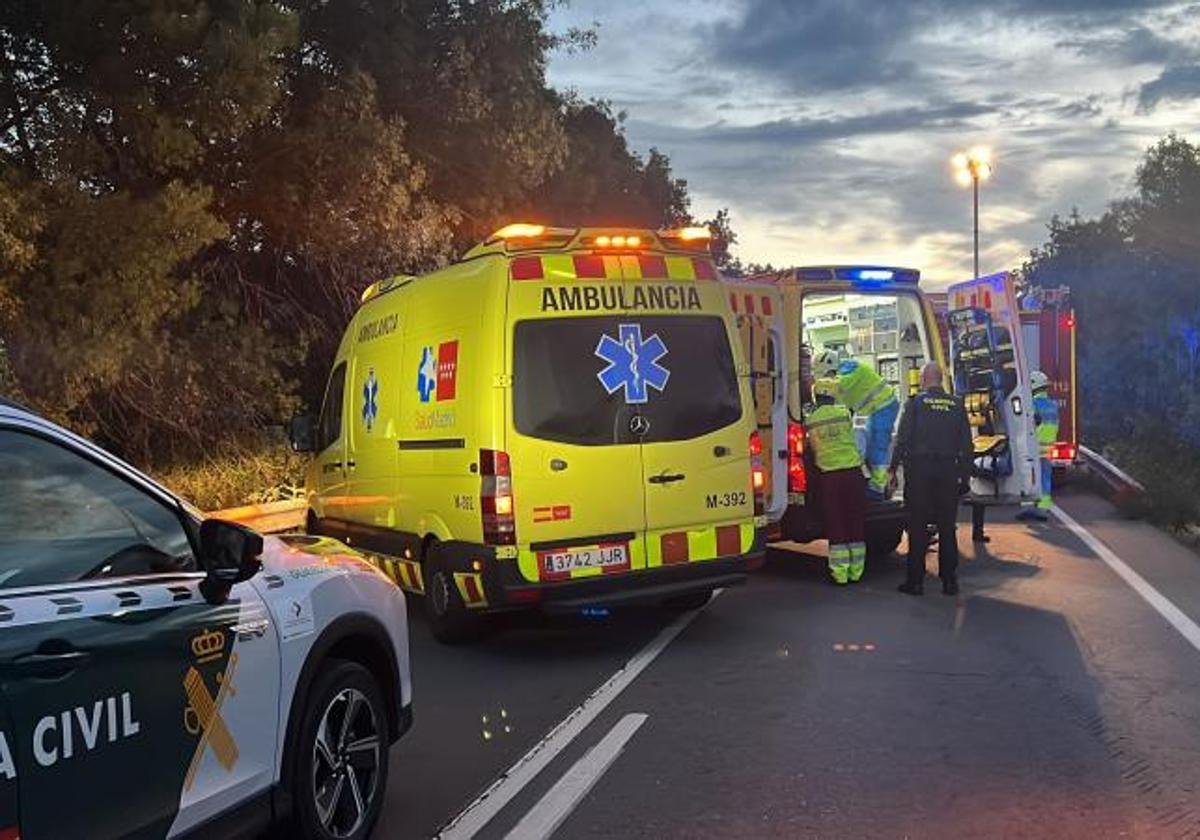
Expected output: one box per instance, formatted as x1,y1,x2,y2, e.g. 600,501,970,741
288,414,317,453
198,519,264,605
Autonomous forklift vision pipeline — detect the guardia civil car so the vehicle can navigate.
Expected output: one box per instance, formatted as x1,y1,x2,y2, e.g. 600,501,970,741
0,399,411,840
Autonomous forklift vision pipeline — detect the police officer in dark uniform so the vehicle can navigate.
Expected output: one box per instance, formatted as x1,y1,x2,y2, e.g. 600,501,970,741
889,362,974,596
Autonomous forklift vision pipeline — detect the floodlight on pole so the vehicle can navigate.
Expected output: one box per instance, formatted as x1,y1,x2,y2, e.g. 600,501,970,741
952,147,994,278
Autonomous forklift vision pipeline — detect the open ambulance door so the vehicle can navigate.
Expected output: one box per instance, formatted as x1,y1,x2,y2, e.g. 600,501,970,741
946,273,1040,506
731,290,788,522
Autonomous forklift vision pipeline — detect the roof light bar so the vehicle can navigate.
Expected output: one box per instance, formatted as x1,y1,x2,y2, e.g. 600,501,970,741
481,223,577,252
794,266,921,284
490,223,546,241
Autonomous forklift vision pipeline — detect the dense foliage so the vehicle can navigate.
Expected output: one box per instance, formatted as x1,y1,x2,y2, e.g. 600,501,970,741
1022,134,1200,528
0,0,714,468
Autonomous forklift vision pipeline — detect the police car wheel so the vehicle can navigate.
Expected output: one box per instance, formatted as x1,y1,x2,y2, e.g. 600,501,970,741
292,660,389,840
662,589,712,611
424,543,483,644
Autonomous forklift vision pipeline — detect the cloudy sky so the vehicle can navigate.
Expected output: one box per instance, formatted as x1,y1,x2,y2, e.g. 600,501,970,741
547,0,1200,287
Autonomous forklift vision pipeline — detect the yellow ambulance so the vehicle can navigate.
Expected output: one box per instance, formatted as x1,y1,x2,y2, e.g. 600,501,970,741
291,224,766,641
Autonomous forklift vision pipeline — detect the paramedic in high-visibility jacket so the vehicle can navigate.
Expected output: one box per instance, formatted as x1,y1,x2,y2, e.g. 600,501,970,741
1017,370,1060,522
807,379,867,585
834,358,900,499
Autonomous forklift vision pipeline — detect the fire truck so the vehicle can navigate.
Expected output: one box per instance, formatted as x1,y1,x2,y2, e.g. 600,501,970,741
1017,285,1080,469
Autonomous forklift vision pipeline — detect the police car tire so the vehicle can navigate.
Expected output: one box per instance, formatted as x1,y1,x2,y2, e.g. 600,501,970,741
290,660,389,840
424,542,483,644
662,589,712,611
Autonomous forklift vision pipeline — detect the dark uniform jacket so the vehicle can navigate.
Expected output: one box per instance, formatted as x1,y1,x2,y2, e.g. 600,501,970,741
890,386,974,478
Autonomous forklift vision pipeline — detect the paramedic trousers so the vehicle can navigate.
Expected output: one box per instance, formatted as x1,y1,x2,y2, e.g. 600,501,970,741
904,460,960,586
865,398,901,493
821,467,867,583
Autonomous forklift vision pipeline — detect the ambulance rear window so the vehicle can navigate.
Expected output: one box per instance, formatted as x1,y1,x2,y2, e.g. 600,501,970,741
513,315,742,446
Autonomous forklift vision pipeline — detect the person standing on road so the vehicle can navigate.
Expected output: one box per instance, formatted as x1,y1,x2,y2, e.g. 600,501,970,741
889,362,974,596
1017,369,1060,522
807,379,867,585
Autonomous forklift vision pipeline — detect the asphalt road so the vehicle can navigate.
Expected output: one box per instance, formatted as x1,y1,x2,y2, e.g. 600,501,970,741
378,484,1200,839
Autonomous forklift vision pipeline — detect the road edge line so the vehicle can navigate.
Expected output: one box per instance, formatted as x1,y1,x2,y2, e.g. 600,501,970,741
502,712,648,840
435,594,719,839
1052,504,1200,653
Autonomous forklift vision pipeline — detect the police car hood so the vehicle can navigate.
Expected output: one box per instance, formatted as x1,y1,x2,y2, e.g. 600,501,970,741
257,533,388,581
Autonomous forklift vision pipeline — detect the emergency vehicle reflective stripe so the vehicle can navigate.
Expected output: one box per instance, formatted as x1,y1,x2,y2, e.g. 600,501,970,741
515,522,754,582
727,293,775,315
375,556,424,594
453,572,488,608
509,254,716,282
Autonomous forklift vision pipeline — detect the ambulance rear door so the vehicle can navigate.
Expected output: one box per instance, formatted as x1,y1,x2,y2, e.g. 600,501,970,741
635,259,757,568
505,253,649,585
728,285,787,522
947,272,1040,504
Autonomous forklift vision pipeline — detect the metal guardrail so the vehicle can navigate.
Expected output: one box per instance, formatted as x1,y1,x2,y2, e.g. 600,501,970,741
1079,445,1145,502
206,498,307,534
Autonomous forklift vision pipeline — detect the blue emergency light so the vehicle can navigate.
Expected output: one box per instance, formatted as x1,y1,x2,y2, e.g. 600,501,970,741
795,266,921,285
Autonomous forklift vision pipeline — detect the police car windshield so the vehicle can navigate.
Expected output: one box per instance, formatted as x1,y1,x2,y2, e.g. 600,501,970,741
513,315,742,446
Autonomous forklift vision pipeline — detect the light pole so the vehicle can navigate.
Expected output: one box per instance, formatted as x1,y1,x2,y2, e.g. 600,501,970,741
952,148,993,278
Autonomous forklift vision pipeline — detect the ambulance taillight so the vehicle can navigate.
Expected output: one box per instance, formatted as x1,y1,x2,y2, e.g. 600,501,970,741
480,449,516,545
749,430,766,515
787,421,807,494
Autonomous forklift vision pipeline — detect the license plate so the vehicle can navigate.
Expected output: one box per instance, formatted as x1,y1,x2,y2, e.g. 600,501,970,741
539,544,629,576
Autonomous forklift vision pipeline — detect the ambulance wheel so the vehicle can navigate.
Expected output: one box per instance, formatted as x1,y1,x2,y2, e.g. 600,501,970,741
424,542,484,644
662,589,712,611
866,524,904,559
291,660,388,840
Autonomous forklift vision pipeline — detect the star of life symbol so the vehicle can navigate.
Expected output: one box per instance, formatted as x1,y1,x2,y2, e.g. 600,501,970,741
595,323,670,404
362,368,380,430
417,346,437,403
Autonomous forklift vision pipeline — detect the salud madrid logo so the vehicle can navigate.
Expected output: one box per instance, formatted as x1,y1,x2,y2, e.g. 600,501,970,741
418,340,459,403
595,323,669,404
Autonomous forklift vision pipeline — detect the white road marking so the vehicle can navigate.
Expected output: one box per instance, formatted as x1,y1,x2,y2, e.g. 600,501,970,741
1052,505,1200,653
503,713,648,840
436,594,719,839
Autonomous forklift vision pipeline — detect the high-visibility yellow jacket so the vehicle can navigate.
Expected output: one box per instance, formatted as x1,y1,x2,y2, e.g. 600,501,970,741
807,403,863,472
837,360,896,415
1034,389,1060,449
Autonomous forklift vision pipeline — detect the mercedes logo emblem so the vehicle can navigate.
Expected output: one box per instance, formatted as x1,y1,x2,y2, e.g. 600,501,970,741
628,414,651,436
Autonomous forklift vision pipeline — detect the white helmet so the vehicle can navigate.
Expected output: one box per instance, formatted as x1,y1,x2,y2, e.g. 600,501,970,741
1029,370,1050,393
813,348,840,378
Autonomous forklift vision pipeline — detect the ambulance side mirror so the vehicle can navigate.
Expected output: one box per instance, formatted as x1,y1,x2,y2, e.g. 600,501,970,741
288,413,318,453
198,519,264,605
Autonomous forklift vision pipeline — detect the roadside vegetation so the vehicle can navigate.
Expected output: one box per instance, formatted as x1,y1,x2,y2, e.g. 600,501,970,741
1022,135,1200,534
0,1,735,500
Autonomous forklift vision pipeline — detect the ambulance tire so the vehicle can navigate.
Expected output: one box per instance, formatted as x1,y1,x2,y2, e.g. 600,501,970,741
866,523,904,559
662,589,712,611
290,660,389,840
424,542,484,644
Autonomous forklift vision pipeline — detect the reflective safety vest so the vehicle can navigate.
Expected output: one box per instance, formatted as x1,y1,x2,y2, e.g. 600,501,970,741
807,403,864,472
1033,389,1060,448
837,360,896,415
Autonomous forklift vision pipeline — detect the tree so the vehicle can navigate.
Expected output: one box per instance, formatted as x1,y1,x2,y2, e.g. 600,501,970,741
0,0,707,466
518,99,689,227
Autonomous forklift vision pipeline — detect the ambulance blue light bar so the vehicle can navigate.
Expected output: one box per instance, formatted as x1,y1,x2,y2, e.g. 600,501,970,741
795,266,921,285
